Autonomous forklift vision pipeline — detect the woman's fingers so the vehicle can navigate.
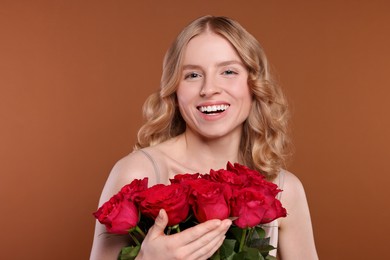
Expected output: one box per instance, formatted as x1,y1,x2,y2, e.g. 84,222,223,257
140,215,232,260
147,209,168,239
190,232,227,260
172,218,232,259
204,233,227,259
177,218,231,244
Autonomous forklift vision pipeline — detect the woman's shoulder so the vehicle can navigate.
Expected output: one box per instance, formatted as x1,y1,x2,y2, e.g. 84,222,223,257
275,170,318,258
276,169,311,226
109,140,179,183
115,145,175,181
98,149,163,205
277,169,307,205
278,169,305,192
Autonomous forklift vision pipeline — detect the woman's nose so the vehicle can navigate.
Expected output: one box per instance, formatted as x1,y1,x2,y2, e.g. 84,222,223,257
199,76,221,97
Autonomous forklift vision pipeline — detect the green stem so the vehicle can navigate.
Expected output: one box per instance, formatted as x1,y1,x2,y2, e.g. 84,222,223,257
129,232,140,246
239,228,248,252
247,228,254,247
128,225,146,246
135,225,146,238
167,224,180,235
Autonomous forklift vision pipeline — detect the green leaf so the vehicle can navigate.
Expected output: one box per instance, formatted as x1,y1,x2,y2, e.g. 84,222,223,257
233,247,264,260
117,245,140,260
254,226,266,239
248,237,271,249
258,244,276,254
210,252,220,260
265,255,277,260
218,239,237,260
229,226,244,242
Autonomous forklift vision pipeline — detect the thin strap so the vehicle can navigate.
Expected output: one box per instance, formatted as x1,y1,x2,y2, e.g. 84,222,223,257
138,150,161,184
277,170,285,201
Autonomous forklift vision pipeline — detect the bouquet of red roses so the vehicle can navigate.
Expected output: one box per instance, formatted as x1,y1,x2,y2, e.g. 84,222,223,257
93,162,287,260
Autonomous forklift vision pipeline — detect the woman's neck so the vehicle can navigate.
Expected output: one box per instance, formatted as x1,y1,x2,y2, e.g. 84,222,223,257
174,129,242,172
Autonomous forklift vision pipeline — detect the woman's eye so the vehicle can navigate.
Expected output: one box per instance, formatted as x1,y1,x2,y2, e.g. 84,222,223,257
222,70,237,75
184,72,201,79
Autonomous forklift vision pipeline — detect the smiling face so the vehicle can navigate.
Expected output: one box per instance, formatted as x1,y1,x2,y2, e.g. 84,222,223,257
176,32,252,140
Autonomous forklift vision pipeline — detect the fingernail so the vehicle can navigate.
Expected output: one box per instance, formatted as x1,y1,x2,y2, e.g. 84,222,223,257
157,209,163,219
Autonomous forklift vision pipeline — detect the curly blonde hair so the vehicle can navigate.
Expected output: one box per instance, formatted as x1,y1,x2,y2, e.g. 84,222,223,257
135,15,290,180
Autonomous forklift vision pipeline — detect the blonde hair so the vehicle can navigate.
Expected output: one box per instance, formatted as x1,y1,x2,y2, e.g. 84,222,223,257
135,15,290,179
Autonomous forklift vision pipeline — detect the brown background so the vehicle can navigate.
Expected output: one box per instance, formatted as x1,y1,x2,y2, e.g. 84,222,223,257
1,0,389,259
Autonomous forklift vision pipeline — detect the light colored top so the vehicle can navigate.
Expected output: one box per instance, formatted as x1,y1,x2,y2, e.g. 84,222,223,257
139,149,285,258
262,169,285,257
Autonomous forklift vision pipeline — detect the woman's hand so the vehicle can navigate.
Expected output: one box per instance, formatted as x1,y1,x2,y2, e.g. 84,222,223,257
136,209,232,260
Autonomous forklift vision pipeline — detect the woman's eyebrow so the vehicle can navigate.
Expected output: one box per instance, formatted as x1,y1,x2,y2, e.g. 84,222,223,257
215,60,244,67
182,60,244,70
182,64,202,70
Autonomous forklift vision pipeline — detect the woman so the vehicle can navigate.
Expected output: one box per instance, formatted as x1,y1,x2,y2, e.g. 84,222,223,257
91,15,318,259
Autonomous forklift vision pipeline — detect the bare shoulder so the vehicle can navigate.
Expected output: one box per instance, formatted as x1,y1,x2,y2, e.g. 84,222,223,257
278,170,307,210
277,169,319,259
98,149,159,206
91,150,159,260
277,169,310,226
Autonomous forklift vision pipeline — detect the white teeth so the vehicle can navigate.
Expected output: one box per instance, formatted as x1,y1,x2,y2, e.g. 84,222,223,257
199,104,230,113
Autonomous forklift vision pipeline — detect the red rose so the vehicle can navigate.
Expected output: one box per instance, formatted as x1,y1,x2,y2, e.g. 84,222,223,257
227,162,262,178
187,179,232,222
227,162,265,186
230,187,268,228
93,178,148,234
260,196,287,223
206,168,249,187
93,193,139,234
254,180,282,198
136,183,190,226
120,178,149,199
231,186,287,228
228,162,282,197
170,173,200,184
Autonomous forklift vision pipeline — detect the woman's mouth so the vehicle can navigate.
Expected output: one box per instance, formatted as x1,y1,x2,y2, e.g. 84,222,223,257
197,104,230,114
